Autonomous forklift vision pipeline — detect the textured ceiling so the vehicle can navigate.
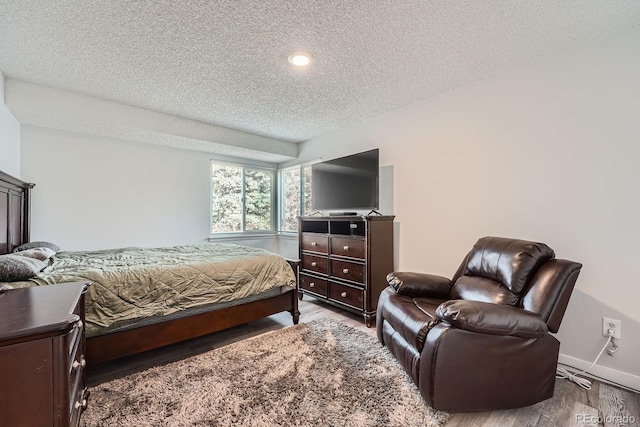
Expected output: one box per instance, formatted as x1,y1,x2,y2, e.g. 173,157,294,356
1,1,640,156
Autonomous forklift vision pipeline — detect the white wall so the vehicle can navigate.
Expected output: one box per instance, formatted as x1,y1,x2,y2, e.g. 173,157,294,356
0,71,21,177
288,29,640,388
21,126,216,250
21,125,282,252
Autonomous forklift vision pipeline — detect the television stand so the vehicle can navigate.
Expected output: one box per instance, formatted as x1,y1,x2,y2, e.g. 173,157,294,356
297,215,395,327
367,209,383,216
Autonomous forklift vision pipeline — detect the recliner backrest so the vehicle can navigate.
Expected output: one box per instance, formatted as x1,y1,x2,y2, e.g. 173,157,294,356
450,236,555,306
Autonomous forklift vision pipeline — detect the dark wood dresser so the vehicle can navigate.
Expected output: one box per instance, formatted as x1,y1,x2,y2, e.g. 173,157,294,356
298,215,394,327
0,282,90,427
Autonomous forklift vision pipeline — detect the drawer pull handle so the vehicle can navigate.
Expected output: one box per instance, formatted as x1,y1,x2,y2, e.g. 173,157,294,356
311,262,317,267
343,245,350,251
341,292,347,298
342,268,349,274
311,241,317,246
309,282,315,288
72,357,86,370
75,399,88,410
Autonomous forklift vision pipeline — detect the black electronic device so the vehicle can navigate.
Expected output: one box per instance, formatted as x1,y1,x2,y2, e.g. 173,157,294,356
329,212,357,216
311,149,379,212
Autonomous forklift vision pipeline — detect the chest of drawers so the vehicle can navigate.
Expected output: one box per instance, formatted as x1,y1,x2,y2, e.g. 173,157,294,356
0,282,90,427
298,215,394,327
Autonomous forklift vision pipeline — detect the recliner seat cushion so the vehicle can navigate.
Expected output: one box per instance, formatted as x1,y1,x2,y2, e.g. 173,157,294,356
450,276,519,305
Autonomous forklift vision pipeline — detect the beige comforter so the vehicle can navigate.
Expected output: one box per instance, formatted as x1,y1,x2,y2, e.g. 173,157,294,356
4,244,295,336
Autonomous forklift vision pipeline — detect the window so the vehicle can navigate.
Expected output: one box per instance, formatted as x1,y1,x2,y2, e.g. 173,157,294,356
210,162,276,234
279,164,313,232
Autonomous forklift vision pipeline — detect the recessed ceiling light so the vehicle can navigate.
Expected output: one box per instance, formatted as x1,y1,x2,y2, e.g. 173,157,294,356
288,51,312,67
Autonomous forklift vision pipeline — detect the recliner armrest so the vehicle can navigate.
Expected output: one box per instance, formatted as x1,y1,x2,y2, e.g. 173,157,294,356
435,300,548,338
386,272,452,298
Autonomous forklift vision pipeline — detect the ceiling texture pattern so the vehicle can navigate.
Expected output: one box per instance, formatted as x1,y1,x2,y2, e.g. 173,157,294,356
1,1,639,160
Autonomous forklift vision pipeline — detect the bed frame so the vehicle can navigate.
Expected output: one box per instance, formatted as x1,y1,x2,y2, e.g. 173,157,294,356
0,171,34,253
1,170,300,365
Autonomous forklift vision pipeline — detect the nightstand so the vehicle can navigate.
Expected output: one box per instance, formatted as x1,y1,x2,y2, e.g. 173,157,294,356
0,282,90,427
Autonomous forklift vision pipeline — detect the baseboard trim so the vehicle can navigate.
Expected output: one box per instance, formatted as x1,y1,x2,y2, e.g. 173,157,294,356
558,353,640,392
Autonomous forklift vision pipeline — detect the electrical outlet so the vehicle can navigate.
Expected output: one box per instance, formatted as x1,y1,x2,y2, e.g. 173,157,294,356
602,317,622,339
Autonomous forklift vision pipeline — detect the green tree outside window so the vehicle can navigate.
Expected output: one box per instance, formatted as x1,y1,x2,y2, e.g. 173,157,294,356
211,162,274,233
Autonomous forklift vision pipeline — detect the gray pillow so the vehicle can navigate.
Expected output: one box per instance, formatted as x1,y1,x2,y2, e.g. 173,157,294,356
0,254,47,282
14,247,56,261
13,241,60,253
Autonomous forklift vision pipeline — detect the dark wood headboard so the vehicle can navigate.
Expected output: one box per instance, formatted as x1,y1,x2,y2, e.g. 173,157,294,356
0,170,35,255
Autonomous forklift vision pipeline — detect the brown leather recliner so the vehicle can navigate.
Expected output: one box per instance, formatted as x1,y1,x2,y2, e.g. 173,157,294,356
376,236,582,412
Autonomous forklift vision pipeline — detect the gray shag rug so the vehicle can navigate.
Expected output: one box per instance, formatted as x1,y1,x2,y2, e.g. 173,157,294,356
81,318,449,427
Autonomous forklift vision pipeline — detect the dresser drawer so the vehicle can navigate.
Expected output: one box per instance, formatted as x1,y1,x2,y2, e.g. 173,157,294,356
64,314,86,426
328,282,364,310
299,274,328,297
68,342,86,387
302,254,328,275
70,385,88,427
330,259,364,284
69,358,85,423
330,237,365,260
301,234,329,254
66,319,83,361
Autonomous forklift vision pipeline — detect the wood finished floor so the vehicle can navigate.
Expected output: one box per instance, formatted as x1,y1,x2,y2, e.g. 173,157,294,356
88,297,640,426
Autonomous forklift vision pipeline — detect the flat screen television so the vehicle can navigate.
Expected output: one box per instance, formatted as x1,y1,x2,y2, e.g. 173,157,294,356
311,149,379,213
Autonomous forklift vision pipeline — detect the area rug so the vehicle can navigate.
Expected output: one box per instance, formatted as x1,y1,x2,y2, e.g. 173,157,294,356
81,318,449,427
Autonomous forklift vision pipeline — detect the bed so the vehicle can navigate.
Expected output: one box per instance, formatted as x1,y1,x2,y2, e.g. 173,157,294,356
0,170,299,365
